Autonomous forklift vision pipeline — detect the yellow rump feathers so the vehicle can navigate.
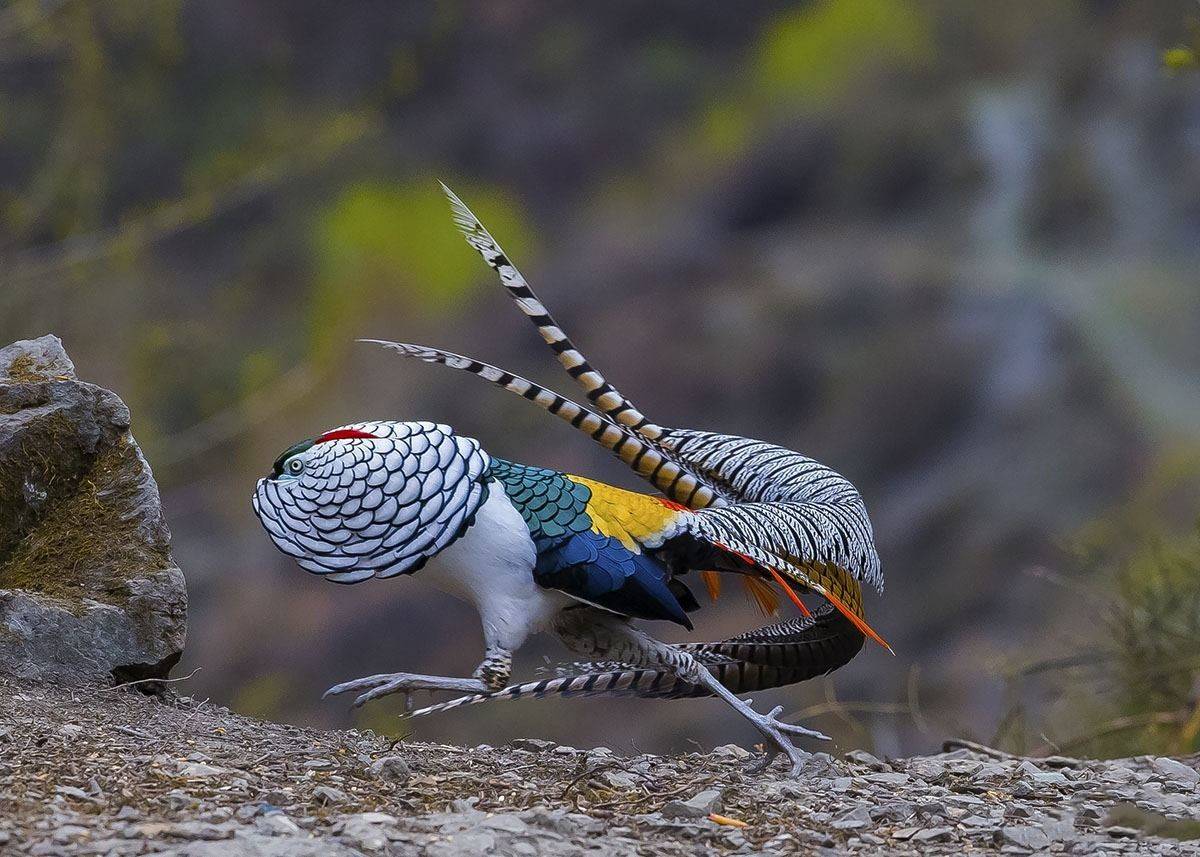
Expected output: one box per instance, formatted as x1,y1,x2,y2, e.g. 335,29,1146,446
566,474,687,552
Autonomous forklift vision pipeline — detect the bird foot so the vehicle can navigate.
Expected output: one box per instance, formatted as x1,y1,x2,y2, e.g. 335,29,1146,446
742,705,829,777
322,672,487,709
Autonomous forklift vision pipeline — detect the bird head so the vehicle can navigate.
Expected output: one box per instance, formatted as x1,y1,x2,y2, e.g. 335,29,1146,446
252,420,490,583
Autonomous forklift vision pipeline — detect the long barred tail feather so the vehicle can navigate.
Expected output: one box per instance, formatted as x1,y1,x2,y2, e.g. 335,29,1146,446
439,181,666,443
403,606,865,719
360,339,718,507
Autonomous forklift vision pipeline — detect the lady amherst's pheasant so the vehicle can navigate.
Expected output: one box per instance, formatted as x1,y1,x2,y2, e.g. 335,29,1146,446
252,185,888,774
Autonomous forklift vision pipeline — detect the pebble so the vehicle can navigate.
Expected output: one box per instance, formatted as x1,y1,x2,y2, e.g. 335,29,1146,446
661,789,724,819
368,756,411,783
312,786,348,805
508,738,556,752
600,769,639,790
844,749,888,770
1153,757,1200,785
177,762,229,779
711,743,750,760
1002,825,1052,851
830,806,872,830
912,826,952,842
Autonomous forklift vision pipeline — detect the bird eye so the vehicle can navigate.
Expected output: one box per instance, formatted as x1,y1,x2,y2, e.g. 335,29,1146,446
286,458,304,475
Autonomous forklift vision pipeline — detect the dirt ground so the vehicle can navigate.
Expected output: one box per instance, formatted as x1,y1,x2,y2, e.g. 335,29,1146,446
3,674,1200,855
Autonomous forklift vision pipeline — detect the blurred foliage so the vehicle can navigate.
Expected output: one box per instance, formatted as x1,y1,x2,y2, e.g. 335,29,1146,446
1162,5,1200,73
1043,450,1200,758
754,0,932,104
691,0,931,163
308,182,533,366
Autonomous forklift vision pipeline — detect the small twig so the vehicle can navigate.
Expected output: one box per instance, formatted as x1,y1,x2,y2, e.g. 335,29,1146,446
181,698,211,726
559,761,606,801
105,667,202,693
942,738,1019,760
113,725,154,741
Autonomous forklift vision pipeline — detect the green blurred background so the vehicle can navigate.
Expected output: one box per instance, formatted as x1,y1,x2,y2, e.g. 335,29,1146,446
3,0,1200,759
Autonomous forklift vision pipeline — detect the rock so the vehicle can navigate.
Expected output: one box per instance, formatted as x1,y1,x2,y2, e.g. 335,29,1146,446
338,813,397,851
0,337,75,381
871,801,916,822
1041,816,1075,842
845,749,888,770
1001,825,1052,851
661,789,724,819
178,762,231,779
256,814,302,836
368,756,411,783
711,743,750,760
600,769,639,790
912,827,952,842
312,785,348,805
0,335,186,686
508,737,556,752
831,805,872,830
480,814,530,834
1153,757,1200,785
158,834,366,856
907,759,945,782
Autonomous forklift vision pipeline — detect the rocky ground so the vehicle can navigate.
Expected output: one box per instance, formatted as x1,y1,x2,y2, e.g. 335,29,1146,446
3,676,1200,855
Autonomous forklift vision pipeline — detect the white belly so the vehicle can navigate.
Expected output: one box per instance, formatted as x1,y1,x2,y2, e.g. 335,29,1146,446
419,480,571,651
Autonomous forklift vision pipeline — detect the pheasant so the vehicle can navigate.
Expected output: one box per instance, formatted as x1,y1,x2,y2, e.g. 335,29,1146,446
252,185,888,774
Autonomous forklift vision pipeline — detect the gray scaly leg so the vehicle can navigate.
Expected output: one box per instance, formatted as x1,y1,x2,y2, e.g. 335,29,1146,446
553,609,826,776
323,645,513,709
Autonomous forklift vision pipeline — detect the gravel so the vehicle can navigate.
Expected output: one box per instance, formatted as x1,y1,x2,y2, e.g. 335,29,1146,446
4,675,1200,855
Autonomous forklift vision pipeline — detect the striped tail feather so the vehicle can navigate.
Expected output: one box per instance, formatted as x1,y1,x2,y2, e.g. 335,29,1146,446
404,606,866,719
439,181,665,442
404,666,707,720
360,339,719,508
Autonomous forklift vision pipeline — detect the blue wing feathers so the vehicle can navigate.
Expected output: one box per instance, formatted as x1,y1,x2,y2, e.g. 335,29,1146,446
488,458,691,628
534,530,692,629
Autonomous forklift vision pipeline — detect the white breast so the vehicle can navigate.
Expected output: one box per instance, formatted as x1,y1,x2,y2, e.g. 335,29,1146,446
418,480,571,651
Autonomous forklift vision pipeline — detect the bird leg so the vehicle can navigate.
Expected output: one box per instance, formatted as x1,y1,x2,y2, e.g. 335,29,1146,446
553,608,827,776
323,645,512,709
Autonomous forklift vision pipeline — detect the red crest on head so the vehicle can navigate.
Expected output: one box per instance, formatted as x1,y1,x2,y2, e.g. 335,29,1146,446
314,428,379,445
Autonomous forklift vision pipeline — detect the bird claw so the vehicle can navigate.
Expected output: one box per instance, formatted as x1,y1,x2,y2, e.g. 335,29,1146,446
322,673,424,708
744,705,829,777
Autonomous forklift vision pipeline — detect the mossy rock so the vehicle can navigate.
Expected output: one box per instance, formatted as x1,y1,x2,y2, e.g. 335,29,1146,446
0,335,186,685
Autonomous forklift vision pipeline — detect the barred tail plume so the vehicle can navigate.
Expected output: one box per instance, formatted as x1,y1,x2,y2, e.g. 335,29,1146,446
404,606,866,719
360,339,718,508
439,181,664,442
